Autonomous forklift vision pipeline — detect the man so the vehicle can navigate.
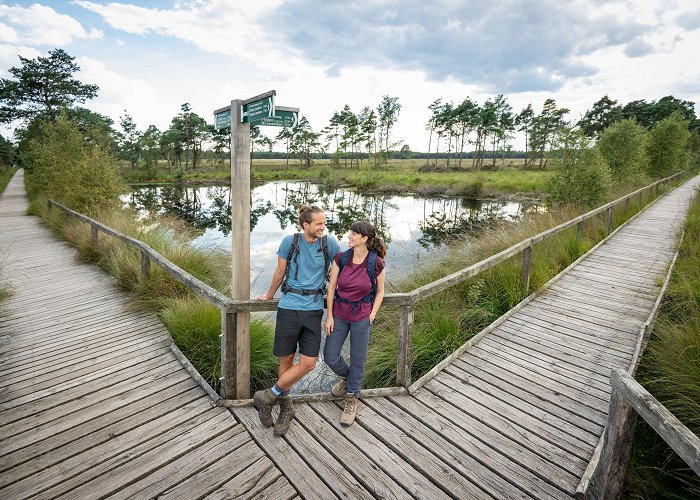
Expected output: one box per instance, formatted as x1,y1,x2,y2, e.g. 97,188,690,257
254,204,340,436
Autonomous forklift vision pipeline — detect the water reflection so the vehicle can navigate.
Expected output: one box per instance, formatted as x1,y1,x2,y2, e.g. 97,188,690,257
123,182,541,292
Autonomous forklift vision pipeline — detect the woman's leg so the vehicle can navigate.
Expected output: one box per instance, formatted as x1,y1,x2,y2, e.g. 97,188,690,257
346,317,371,397
323,317,351,379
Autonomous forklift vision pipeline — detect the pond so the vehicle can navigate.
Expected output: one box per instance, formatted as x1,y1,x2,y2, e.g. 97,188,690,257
124,181,542,294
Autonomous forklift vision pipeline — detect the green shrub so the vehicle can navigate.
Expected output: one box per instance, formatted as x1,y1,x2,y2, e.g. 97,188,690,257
598,118,648,182
24,114,124,214
646,111,691,178
546,133,612,207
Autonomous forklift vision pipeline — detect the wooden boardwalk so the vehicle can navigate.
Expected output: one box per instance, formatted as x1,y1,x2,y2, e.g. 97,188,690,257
0,171,296,500
1,169,699,499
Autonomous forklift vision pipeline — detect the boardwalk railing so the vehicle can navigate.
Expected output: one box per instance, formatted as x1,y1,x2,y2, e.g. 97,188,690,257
48,172,682,400
589,369,700,499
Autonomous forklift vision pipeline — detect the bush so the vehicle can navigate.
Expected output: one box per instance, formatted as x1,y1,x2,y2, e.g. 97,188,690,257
545,133,612,207
24,113,124,214
597,118,648,182
646,111,691,177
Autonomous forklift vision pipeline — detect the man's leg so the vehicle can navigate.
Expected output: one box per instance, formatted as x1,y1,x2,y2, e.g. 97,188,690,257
276,354,317,390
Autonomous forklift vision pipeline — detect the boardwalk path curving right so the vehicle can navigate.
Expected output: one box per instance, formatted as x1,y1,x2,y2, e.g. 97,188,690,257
234,174,700,499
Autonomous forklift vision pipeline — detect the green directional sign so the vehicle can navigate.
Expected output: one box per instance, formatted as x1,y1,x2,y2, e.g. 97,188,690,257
242,96,274,123
251,110,298,128
215,110,231,130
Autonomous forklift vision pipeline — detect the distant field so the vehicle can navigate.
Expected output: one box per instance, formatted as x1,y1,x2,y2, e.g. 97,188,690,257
119,157,549,197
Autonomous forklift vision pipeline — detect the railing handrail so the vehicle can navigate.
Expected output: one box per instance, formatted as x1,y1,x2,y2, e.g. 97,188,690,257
47,200,233,309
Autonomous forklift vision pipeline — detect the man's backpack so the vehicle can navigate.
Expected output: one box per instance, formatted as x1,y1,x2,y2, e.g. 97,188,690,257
334,248,378,315
281,233,330,296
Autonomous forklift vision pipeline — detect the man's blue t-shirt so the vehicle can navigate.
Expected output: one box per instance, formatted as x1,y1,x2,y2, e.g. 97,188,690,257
277,233,341,311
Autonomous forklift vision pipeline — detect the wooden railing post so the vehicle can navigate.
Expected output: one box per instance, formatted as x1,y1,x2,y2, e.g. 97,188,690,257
577,221,583,242
397,305,414,388
140,250,150,283
624,196,630,213
606,207,613,235
220,307,237,399
638,190,643,206
521,244,532,293
91,226,98,246
593,377,637,499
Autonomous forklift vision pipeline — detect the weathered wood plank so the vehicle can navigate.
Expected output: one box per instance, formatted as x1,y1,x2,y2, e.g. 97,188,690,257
235,406,339,499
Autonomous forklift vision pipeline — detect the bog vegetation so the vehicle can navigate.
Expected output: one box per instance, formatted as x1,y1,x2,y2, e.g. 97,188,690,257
1,49,700,495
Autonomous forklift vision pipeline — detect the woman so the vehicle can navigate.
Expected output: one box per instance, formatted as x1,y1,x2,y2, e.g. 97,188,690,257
324,220,386,427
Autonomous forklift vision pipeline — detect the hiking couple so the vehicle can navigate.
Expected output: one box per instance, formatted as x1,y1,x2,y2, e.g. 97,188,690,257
254,204,386,436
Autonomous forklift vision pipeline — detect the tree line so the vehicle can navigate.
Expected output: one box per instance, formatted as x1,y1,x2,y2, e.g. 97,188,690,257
1,48,697,192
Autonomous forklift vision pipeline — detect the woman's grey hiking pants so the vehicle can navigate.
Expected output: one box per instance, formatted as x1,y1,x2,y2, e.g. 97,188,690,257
323,316,371,396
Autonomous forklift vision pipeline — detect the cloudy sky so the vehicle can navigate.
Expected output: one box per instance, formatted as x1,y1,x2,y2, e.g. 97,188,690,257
1,0,699,151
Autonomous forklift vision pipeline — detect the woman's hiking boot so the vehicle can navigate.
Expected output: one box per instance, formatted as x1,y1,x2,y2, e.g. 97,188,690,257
331,378,347,397
274,397,295,436
341,395,358,427
253,389,277,428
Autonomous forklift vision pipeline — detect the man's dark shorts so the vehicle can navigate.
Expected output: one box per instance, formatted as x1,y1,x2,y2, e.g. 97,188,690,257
273,308,323,357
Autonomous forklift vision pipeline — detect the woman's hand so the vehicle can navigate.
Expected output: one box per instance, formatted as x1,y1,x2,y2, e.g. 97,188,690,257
324,317,334,336
369,312,376,325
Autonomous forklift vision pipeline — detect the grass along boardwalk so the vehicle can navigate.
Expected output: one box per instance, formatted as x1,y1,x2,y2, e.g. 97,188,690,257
1,169,698,499
0,170,296,500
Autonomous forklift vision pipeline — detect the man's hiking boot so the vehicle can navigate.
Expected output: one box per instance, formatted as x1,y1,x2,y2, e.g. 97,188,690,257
274,397,294,436
341,395,358,427
331,378,347,397
253,389,277,428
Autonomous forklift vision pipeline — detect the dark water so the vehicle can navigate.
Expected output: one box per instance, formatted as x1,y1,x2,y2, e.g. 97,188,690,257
124,181,542,294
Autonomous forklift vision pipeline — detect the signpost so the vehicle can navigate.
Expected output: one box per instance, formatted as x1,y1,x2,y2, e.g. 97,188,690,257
213,91,299,400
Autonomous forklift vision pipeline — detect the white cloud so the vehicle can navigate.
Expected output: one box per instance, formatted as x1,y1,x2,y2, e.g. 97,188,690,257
0,44,41,77
0,4,102,46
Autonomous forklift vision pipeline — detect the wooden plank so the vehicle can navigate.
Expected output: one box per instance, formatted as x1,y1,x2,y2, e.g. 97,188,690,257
204,458,282,500
503,315,634,358
451,356,607,426
0,371,195,460
36,407,237,500
393,393,570,499
0,346,173,410
529,297,644,334
426,376,589,473
237,475,297,500
473,340,612,400
279,406,375,499
461,346,609,413
235,406,339,499
0,357,177,425
0,360,184,436
342,397,490,498
309,401,451,499
0,390,210,493
109,426,253,500
364,397,535,499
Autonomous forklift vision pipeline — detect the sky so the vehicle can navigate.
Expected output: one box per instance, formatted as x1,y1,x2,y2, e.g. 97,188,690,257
1,0,699,152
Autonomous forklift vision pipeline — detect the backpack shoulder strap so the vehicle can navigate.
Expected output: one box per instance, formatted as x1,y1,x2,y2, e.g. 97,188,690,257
282,233,302,291
367,251,378,297
338,248,353,274
321,235,330,272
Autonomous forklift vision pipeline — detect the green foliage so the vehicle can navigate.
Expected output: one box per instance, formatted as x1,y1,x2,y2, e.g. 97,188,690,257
578,95,623,138
23,113,124,214
545,133,611,207
646,111,691,177
597,118,648,182
0,49,98,124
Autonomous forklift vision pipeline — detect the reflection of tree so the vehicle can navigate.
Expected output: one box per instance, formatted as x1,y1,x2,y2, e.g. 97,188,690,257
417,198,508,248
125,182,537,251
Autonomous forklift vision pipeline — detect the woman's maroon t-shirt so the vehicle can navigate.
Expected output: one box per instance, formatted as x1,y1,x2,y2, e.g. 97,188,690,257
333,250,385,321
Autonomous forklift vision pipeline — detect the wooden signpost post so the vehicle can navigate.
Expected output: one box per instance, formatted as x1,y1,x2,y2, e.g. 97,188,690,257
213,91,299,399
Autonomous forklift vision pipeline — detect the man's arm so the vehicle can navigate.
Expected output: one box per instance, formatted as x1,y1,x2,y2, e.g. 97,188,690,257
257,256,287,300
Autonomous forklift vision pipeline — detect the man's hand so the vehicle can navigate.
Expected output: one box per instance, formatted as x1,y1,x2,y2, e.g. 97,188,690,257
256,294,271,301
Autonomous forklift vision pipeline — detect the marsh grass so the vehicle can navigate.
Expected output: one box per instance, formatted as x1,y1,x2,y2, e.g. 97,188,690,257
624,186,700,498
364,180,673,388
0,167,18,195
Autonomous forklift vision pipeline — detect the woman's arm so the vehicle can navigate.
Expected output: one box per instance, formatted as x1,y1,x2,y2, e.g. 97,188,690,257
369,269,385,324
324,261,340,335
